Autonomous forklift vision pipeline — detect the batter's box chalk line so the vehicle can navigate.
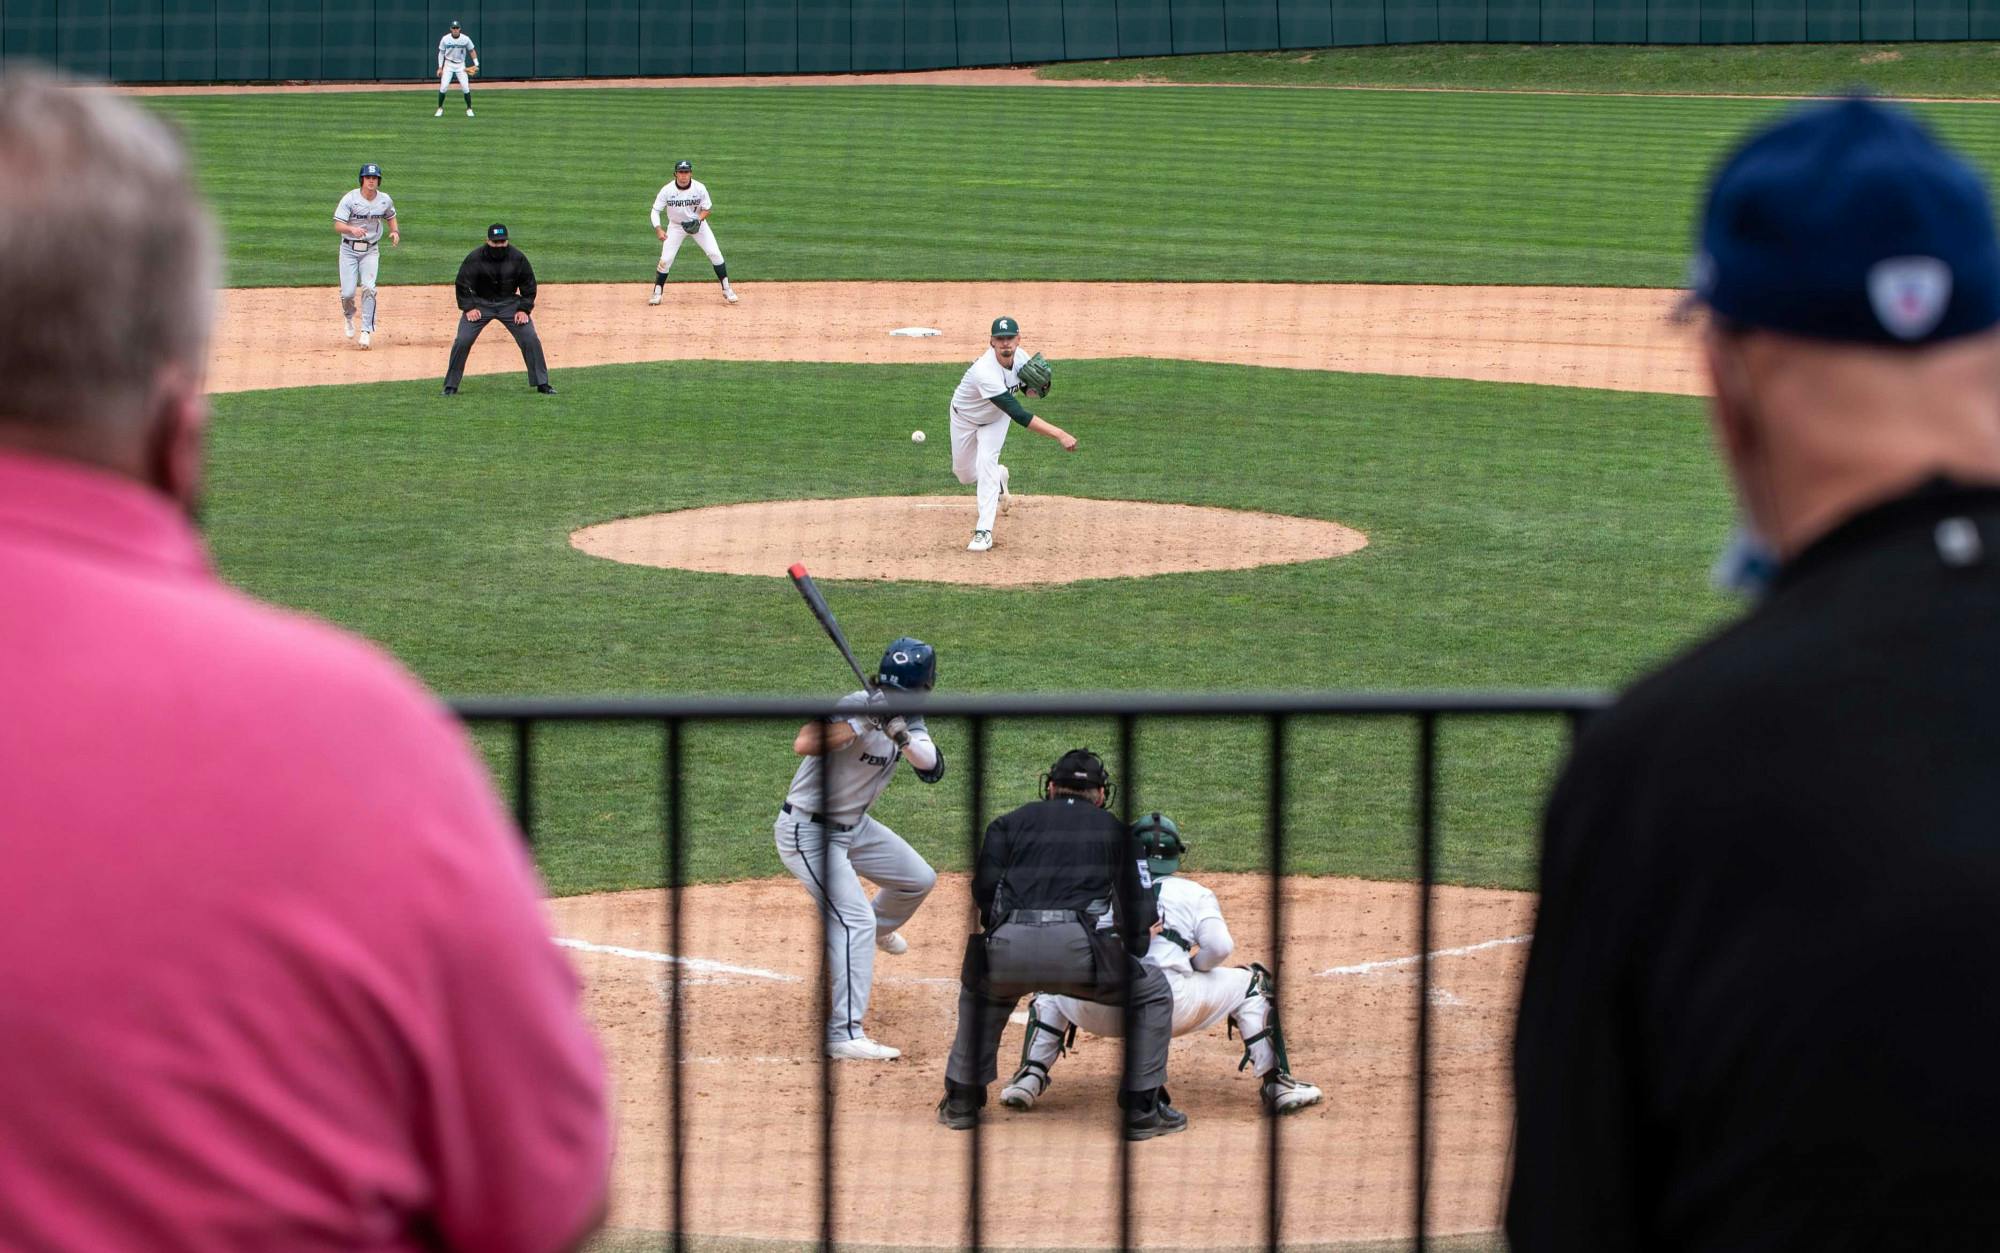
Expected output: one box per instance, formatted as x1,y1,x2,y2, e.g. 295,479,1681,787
890,326,941,337
554,937,798,982
1316,933,1532,979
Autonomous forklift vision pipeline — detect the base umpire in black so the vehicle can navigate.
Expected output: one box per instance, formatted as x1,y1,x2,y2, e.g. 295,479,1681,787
938,749,1184,1140
1510,98,2000,1251
443,222,553,395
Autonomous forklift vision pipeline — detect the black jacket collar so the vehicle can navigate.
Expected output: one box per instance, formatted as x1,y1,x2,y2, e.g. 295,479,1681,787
1774,475,2000,592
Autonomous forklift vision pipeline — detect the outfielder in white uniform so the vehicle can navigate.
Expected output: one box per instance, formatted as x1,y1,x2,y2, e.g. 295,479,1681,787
776,638,943,1061
435,22,477,117
650,160,737,304
333,164,397,349
950,316,1077,552
1001,813,1324,1115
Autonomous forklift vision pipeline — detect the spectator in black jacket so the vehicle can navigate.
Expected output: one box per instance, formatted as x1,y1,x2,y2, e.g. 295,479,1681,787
443,222,552,395
1509,97,2000,1252
937,749,1183,1140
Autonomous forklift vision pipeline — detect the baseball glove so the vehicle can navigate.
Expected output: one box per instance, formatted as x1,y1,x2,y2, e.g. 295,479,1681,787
684,216,703,232
468,64,480,76
1017,352,1053,398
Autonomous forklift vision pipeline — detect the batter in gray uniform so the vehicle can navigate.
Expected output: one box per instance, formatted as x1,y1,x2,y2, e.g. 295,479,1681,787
333,163,397,349
776,638,943,1061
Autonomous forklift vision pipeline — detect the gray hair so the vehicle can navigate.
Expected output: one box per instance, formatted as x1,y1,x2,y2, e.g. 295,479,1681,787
0,73,217,427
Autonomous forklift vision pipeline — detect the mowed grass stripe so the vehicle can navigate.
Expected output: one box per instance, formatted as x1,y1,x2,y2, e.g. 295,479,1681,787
205,357,1734,894
150,86,2000,290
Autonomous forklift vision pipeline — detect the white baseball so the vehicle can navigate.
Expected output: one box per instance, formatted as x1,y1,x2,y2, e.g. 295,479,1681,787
911,430,926,444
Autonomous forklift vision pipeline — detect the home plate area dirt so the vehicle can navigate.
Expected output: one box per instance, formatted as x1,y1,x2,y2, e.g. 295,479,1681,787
550,873,1533,1247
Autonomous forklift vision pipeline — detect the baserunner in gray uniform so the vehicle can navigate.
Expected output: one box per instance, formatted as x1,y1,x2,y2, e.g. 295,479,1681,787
777,638,944,1061
333,163,397,349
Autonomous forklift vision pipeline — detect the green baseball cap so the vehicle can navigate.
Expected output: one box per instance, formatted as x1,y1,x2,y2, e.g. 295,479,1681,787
990,316,1020,337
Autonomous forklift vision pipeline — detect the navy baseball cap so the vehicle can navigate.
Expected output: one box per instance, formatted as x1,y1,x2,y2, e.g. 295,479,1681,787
675,159,692,172
1683,96,2000,346
487,222,508,241
991,316,1020,337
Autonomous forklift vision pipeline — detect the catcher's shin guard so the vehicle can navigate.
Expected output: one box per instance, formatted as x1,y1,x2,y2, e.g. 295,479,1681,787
1229,962,1292,1076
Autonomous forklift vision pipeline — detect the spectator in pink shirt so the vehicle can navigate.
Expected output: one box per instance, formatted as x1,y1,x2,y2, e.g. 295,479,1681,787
0,75,610,1252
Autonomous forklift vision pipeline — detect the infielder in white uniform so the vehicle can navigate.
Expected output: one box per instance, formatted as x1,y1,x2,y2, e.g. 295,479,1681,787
435,21,477,117
951,316,1077,552
649,159,737,305
333,163,397,349
777,638,943,1061
1002,813,1324,1115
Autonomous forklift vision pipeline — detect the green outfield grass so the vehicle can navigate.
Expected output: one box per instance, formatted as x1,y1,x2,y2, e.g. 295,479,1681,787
205,357,1734,896
149,86,2000,290
1038,40,2000,97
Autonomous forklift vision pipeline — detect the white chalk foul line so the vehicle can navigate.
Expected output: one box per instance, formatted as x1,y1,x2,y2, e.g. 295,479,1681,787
1316,933,1532,978
554,937,800,982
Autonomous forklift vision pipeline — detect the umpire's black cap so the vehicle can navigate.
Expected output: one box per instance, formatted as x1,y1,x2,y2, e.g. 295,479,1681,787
487,222,508,242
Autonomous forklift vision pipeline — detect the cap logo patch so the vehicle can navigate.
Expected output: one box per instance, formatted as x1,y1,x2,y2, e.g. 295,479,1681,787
1868,256,1952,341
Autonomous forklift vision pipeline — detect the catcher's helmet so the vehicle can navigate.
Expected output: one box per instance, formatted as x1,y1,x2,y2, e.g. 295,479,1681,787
358,162,383,181
1042,748,1114,807
675,159,693,173
876,637,935,692
1133,812,1185,878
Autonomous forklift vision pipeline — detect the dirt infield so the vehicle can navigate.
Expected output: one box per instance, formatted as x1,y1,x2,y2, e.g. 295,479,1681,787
550,872,1533,1247
210,280,1697,397
571,495,1369,585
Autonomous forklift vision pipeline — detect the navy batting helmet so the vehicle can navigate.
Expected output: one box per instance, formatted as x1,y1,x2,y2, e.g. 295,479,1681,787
876,637,935,692
359,163,382,181
1132,812,1185,878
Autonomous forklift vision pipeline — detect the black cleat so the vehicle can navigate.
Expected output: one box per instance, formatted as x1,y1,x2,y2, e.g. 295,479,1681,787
442,386,457,395
536,383,557,394
936,1092,980,1131
1123,1099,1189,1141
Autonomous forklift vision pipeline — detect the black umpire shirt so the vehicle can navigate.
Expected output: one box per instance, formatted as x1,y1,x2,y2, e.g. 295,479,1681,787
454,244,537,314
972,796,1154,957
1509,479,2000,1253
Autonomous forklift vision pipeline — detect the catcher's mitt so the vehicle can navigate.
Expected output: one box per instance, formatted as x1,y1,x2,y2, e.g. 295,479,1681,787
1017,351,1053,398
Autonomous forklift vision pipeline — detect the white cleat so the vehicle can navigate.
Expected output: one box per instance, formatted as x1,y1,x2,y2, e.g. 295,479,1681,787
648,289,662,306
876,930,908,955
967,530,993,552
434,107,444,117
357,330,371,349
1260,1072,1323,1115
1000,1067,1048,1111
723,286,739,304
827,1037,901,1062
998,464,1012,510
343,314,354,339
466,108,475,117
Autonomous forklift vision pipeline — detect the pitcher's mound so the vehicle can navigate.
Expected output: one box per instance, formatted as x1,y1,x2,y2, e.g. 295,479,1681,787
571,494,1369,586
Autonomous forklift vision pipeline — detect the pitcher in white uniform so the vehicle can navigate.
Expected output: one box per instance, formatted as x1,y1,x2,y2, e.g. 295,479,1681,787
435,21,478,117
649,159,737,304
776,638,944,1061
950,316,1078,552
333,163,397,349
1001,813,1325,1115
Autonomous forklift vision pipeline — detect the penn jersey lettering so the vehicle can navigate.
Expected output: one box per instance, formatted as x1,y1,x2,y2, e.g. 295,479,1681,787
783,691,935,824
1093,874,1223,977
334,189,396,248
438,32,475,66
651,179,713,229
951,347,1028,426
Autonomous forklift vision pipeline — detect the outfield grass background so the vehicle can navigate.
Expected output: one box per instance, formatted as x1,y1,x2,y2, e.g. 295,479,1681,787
207,358,1732,895
150,84,2000,290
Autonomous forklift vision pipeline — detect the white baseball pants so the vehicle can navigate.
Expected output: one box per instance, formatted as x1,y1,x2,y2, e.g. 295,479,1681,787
774,811,936,1046
1029,965,1283,1074
658,221,725,270
439,64,472,92
949,411,1010,532
338,244,380,332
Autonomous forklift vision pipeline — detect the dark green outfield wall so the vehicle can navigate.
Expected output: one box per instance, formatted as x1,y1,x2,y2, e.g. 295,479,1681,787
6,0,1996,82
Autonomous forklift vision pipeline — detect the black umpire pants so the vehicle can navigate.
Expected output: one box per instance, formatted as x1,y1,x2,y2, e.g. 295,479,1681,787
945,916,1172,1093
444,298,550,390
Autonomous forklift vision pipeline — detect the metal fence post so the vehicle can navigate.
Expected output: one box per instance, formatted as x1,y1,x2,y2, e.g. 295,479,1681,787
663,718,686,1253
1414,713,1438,1253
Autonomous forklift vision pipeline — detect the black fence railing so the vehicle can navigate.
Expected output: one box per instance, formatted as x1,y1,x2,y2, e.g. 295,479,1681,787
451,690,1610,1253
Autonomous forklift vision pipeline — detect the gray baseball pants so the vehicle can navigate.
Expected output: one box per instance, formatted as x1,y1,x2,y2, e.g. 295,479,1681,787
443,299,550,389
774,811,937,1045
338,244,380,332
946,918,1173,1093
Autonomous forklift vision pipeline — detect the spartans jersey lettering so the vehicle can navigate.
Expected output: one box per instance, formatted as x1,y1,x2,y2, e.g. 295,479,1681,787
783,690,937,824
651,179,713,228
951,347,1028,426
334,189,396,249
438,32,475,66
